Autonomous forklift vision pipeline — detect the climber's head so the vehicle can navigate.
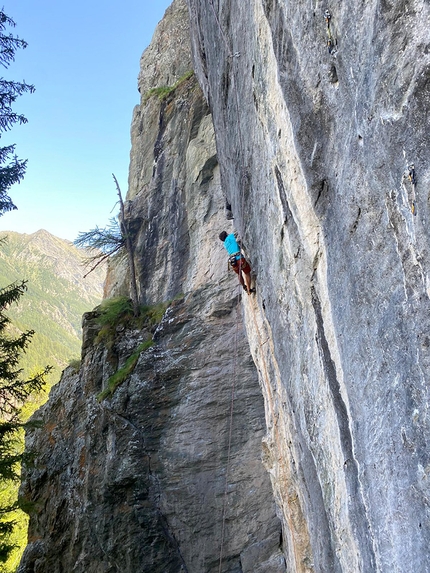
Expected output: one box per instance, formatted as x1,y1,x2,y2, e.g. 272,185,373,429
219,231,228,242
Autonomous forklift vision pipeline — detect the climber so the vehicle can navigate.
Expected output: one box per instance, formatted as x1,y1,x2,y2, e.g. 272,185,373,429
219,231,254,294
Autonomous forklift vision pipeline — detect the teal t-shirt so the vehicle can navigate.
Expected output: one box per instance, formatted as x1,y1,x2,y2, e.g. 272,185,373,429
224,233,240,255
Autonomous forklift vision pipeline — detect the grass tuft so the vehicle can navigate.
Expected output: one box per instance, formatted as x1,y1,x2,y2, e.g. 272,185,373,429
92,296,177,400
96,297,135,327
67,358,81,372
143,70,194,103
97,339,153,401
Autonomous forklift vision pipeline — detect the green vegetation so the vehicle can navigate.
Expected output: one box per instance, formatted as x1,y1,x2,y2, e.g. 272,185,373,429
94,296,170,401
143,70,194,103
0,283,51,570
94,297,169,345
0,231,105,387
0,231,104,571
96,296,136,328
0,13,35,217
93,297,136,347
0,470,27,572
67,358,81,372
74,217,124,273
97,339,153,401
75,174,139,316
0,9,44,569
140,301,171,327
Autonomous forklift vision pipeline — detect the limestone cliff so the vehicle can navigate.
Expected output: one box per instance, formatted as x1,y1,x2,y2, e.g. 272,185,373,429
187,0,430,572
18,2,283,572
18,0,430,572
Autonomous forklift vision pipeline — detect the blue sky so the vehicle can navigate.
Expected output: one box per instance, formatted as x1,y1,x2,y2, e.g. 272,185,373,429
0,0,173,241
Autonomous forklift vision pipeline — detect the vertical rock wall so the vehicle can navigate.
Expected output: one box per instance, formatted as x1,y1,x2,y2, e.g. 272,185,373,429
187,0,430,572
19,1,285,572
18,0,430,572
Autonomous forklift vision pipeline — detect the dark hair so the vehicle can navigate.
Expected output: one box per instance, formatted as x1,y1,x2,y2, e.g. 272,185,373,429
219,231,228,241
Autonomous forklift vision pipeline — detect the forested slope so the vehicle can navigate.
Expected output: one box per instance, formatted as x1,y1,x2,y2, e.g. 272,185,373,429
0,229,105,572
0,229,105,385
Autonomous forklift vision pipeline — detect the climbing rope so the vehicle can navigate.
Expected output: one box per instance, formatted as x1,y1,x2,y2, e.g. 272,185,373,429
207,0,248,241
217,293,240,573
207,0,233,56
205,2,255,570
247,301,304,570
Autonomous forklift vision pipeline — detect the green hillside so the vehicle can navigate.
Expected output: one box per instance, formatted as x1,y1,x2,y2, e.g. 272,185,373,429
0,230,105,572
0,229,106,386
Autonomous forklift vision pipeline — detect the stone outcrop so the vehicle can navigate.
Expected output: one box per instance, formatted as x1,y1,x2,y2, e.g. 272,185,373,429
18,288,283,573
19,0,430,572
18,2,284,572
187,0,430,572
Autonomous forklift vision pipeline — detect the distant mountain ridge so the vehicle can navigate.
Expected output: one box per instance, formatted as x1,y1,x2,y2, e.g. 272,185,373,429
0,229,106,382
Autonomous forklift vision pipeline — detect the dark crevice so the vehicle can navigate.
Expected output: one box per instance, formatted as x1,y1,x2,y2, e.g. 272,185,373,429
154,102,167,164
189,96,209,142
350,207,362,234
328,64,338,84
311,286,377,571
293,424,343,572
315,180,328,207
312,287,353,457
157,510,190,573
221,58,232,108
274,165,292,224
200,154,218,186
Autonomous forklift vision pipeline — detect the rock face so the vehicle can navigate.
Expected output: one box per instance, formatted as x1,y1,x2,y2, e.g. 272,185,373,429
187,0,430,572
19,0,430,572
19,289,283,573
18,2,284,572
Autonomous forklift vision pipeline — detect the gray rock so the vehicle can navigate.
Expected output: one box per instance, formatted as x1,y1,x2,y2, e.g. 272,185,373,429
19,0,430,572
187,0,430,571
19,1,283,572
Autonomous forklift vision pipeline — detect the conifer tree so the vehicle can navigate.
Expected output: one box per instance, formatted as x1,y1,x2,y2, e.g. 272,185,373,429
0,10,50,565
0,11,35,215
0,282,50,563
74,174,140,316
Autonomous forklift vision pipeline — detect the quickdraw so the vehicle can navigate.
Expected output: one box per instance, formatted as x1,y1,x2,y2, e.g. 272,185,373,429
324,10,337,55
405,164,417,215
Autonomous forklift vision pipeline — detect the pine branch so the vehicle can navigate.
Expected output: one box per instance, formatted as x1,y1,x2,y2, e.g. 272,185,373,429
82,245,123,278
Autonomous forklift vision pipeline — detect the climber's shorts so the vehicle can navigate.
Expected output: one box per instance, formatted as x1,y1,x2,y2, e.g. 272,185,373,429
229,254,251,275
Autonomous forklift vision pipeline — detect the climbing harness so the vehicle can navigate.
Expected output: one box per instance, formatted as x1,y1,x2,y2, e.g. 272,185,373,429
228,252,241,267
324,10,337,55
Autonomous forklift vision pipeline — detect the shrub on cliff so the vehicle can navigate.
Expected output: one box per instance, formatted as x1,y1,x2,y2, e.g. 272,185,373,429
143,70,194,103
93,296,170,401
74,175,139,316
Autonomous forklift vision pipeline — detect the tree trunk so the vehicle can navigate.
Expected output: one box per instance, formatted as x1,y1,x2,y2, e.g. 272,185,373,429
112,174,139,316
